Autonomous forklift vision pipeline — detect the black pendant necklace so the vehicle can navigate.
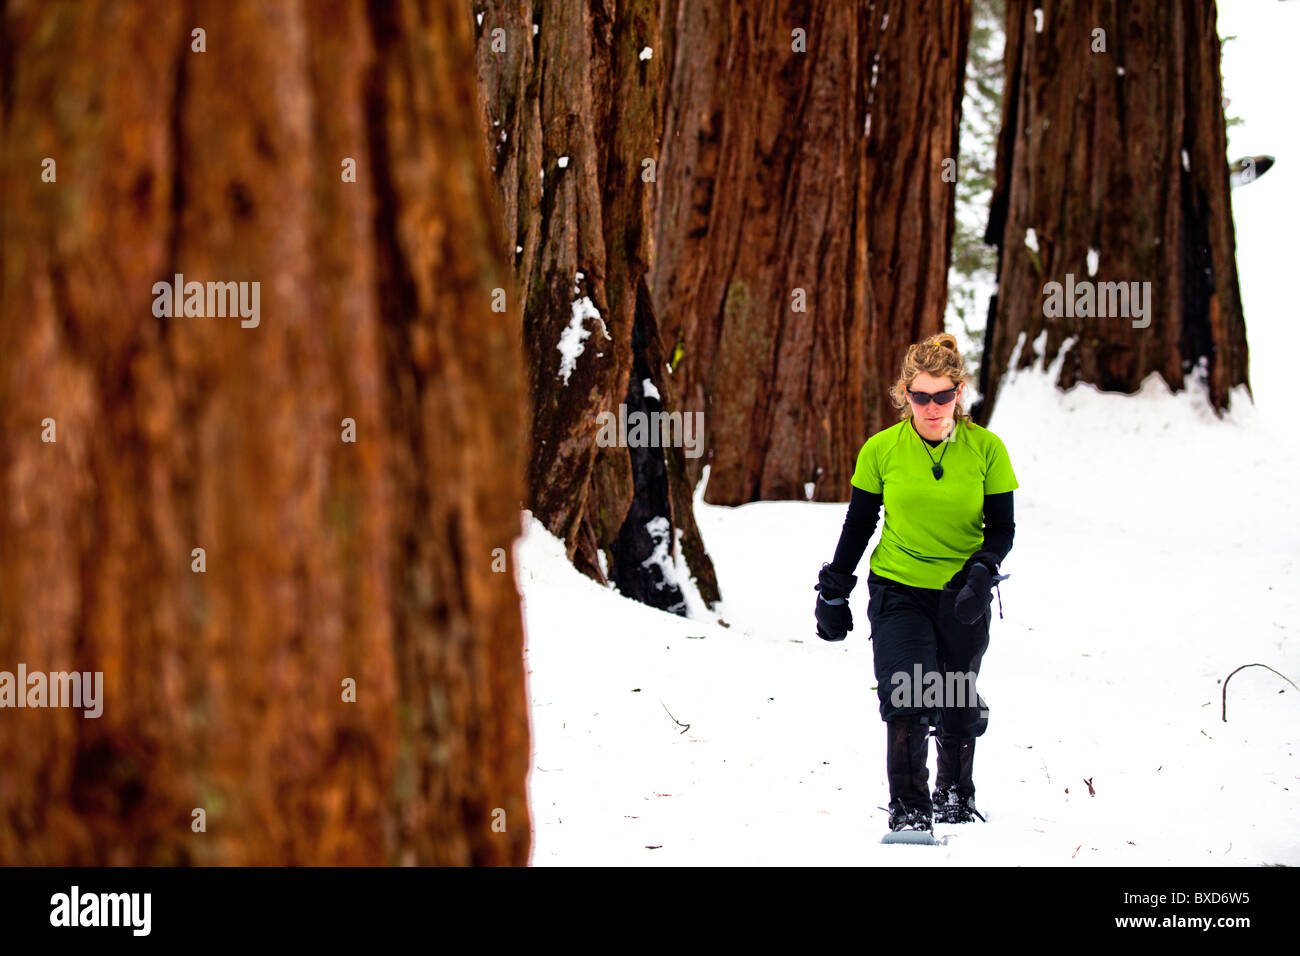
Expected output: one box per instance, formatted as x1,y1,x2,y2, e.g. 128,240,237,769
916,421,951,480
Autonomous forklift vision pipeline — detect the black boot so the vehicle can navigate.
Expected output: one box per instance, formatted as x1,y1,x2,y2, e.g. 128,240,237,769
886,716,932,831
931,734,957,820
933,735,983,823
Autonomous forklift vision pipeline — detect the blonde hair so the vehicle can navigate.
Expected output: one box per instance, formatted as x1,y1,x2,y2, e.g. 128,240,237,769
889,332,973,424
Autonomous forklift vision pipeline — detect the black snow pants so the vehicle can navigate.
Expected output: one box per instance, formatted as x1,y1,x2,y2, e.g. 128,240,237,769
864,569,991,738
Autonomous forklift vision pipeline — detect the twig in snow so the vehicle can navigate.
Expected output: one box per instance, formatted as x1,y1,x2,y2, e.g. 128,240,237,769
1221,663,1298,722
659,699,690,735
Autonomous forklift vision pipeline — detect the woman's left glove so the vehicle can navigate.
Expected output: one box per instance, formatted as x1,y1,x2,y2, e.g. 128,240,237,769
944,550,1002,625
814,563,858,641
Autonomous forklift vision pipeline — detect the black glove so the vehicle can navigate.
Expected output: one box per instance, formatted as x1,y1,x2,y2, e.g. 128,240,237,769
944,550,1001,625
943,550,1000,593
814,563,858,641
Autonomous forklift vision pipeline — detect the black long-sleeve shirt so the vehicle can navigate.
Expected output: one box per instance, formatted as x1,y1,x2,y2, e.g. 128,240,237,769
830,433,1015,577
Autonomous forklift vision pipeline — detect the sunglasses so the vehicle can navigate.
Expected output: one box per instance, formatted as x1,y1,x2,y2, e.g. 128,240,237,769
906,385,960,406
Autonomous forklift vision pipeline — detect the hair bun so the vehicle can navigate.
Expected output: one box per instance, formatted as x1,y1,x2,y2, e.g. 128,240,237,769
927,332,959,353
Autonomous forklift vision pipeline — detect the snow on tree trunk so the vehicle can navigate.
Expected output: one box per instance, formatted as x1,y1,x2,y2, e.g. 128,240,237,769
474,0,720,610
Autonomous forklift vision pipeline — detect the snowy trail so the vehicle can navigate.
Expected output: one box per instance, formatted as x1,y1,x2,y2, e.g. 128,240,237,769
520,2,1300,866
520,368,1299,866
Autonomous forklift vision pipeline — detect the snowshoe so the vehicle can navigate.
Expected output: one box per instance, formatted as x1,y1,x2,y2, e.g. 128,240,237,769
880,799,937,845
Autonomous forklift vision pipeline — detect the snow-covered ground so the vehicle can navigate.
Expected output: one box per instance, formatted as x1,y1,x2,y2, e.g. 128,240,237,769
519,1,1300,866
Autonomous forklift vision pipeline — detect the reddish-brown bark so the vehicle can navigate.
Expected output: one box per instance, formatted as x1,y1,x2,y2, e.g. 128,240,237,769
0,0,530,865
979,0,1249,418
652,0,972,505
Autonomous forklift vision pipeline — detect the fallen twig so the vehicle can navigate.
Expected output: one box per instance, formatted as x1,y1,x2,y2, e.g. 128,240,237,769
659,699,690,735
1221,663,1298,722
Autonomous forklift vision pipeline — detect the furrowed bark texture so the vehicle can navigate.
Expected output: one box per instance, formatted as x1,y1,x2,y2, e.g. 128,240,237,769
979,0,1248,420
862,0,972,435
474,0,720,610
653,0,971,505
0,0,530,865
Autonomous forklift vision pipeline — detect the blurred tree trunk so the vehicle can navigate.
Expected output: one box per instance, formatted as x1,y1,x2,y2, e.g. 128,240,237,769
0,0,529,865
474,0,720,612
978,0,1249,420
652,0,971,505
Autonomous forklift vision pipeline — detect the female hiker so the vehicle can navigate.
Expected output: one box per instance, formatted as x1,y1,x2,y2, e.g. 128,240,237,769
813,332,1018,838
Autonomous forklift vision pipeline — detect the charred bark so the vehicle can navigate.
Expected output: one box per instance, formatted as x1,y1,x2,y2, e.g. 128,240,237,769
474,0,720,612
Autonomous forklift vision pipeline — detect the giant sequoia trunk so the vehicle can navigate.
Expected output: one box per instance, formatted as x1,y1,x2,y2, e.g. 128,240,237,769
474,0,720,612
652,0,972,505
0,0,529,865
978,0,1249,419
862,0,973,437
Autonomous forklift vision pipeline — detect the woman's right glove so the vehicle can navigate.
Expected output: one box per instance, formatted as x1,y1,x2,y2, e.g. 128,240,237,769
814,563,858,641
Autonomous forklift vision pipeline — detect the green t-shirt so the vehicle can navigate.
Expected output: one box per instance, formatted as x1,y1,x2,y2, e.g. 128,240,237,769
850,417,1019,589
